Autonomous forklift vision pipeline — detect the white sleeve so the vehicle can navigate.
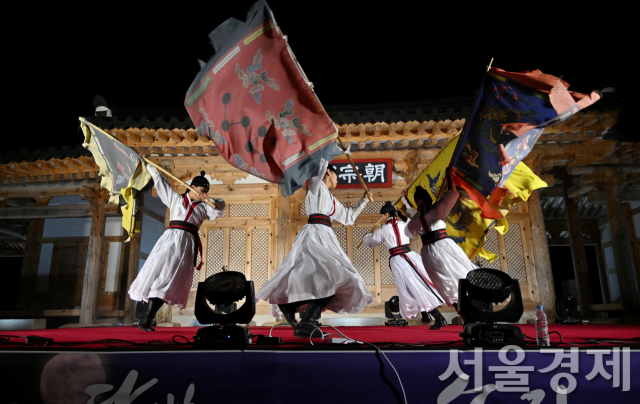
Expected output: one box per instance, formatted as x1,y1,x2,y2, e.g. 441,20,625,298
404,212,422,239
147,164,179,208
400,196,417,219
332,197,368,226
308,158,329,195
363,227,385,248
204,198,226,220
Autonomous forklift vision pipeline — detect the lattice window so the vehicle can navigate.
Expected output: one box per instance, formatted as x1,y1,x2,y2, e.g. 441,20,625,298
251,229,269,288
204,229,225,286
380,245,394,285
477,227,501,270
229,204,269,218
361,200,386,215
352,226,375,285
300,202,307,217
504,223,527,283
333,227,348,255
228,229,247,273
510,203,520,211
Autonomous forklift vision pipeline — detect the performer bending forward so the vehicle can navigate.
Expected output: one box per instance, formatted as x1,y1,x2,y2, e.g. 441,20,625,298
363,202,447,329
128,165,226,331
256,157,374,338
404,173,477,310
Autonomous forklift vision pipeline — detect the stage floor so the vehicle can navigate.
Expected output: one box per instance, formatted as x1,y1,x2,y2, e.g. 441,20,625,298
2,323,639,350
2,324,639,403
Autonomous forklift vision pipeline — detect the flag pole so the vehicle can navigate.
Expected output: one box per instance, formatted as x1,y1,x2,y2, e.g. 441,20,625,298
79,117,218,209
141,157,217,209
447,58,494,175
335,136,372,200
355,131,462,248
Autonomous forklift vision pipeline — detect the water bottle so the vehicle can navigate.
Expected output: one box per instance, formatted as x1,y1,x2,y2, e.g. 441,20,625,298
535,305,550,347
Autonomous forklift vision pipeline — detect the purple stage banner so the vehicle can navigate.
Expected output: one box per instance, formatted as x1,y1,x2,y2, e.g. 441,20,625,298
1,346,638,403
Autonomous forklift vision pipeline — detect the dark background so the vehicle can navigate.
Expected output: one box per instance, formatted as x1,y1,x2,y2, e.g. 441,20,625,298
4,1,635,150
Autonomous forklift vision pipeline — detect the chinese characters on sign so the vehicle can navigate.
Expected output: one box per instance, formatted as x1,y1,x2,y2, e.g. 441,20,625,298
330,159,393,189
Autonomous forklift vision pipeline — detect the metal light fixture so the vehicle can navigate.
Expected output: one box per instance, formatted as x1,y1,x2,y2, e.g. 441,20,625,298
384,296,408,326
458,268,525,347
193,269,256,348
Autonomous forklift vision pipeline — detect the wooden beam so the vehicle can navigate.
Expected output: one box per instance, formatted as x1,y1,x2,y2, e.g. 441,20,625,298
0,204,118,219
141,207,165,224
0,249,25,257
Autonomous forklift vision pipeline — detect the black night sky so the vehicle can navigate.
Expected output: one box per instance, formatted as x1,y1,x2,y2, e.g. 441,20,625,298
5,1,635,150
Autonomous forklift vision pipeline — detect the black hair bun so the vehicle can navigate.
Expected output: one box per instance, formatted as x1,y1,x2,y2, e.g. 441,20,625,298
200,171,206,177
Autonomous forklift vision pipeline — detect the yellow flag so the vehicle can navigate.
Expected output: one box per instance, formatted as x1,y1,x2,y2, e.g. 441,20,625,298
80,118,151,241
397,134,547,263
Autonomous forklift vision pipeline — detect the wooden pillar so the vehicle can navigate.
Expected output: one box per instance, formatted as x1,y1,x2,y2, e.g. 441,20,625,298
623,203,640,297
79,194,107,325
603,175,640,316
528,189,557,319
560,171,593,318
17,219,45,309
276,193,291,268
594,236,611,304
525,151,556,319
124,192,144,324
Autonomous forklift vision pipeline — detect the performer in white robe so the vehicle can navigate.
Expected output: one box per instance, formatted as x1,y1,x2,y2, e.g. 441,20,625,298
363,201,447,329
404,176,477,309
128,165,225,331
256,156,374,338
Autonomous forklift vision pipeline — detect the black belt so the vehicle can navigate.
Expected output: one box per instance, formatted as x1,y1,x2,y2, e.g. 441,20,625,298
168,220,202,270
389,244,411,257
308,214,331,227
421,229,449,245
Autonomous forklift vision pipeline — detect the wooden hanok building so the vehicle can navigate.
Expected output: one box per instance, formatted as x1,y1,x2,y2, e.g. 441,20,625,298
1,98,639,329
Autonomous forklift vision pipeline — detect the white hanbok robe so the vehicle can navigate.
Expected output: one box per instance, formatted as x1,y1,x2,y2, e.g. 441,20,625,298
363,218,444,319
255,159,373,318
128,165,226,308
404,189,477,306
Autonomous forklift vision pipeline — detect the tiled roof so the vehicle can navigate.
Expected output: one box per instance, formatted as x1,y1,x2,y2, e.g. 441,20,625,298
0,145,91,165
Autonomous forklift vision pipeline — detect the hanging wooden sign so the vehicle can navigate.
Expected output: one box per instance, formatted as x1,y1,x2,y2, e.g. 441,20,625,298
329,158,393,189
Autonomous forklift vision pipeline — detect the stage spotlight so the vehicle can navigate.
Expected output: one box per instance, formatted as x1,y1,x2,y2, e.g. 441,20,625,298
193,269,256,348
555,295,581,324
384,296,408,326
458,268,525,347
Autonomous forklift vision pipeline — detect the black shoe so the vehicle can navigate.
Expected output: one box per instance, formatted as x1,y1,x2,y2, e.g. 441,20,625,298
429,317,447,330
421,311,432,323
138,323,156,332
278,304,299,326
138,298,165,332
293,320,327,339
429,308,447,330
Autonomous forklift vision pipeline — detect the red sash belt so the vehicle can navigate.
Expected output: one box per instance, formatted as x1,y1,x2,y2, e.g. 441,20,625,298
389,244,411,257
420,229,449,245
169,220,202,270
308,214,332,227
